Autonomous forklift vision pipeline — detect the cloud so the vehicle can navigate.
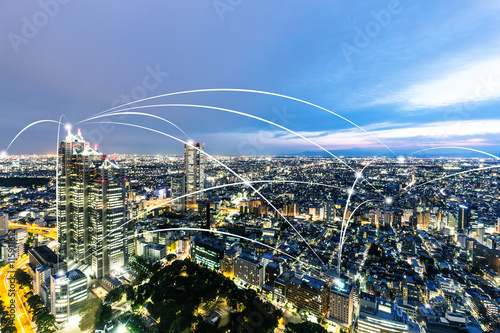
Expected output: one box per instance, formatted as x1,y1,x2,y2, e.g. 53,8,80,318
372,57,500,110
207,119,500,152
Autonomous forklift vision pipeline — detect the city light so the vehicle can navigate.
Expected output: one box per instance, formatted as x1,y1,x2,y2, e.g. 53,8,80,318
3,2,499,333
334,278,345,289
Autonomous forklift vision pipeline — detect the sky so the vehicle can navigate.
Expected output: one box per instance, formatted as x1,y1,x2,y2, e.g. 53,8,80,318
0,1,500,157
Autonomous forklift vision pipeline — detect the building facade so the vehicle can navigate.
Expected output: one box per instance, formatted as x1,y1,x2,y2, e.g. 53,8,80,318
328,280,354,328
171,174,185,212
184,142,204,207
50,269,88,323
234,252,264,290
191,237,224,270
58,129,127,278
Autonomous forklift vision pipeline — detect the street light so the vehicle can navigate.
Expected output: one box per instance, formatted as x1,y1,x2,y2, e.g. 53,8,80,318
117,325,128,333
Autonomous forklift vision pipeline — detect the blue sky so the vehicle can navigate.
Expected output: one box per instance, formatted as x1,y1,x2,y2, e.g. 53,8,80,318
1,1,499,156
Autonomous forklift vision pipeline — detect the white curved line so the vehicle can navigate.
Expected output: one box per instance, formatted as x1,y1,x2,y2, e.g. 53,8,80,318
6,119,62,152
84,120,326,267
92,88,397,156
337,199,381,275
75,111,189,138
82,227,319,270
80,104,357,173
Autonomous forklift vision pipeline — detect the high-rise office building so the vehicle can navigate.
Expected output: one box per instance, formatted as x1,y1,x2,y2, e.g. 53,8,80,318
328,280,354,328
184,142,204,208
458,204,470,230
197,200,212,229
171,175,185,212
89,158,127,278
286,272,329,321
58,129,126,278
50,269,87,323
191,237,224,270
58,129,101,263
12,229,28,260
234,252,264,290
221,247,241,277
324,201,336,223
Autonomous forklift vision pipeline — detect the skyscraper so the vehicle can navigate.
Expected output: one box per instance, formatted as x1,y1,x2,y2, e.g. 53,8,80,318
324,201,336,223
171,174,185,213
58,129,126,278
458,204,470,230
328,280,354,328
89,157,127,278
184,142,204,208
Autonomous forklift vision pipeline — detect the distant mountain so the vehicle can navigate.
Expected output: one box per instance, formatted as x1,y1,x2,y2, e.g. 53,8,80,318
295,147,500,158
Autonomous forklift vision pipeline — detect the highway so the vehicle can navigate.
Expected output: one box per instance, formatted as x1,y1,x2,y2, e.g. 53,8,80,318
8,222,57,239
0,227,58,333
0,255,35,333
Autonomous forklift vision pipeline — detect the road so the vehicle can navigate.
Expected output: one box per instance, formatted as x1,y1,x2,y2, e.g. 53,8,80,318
9,222,57,239
0,255,36,333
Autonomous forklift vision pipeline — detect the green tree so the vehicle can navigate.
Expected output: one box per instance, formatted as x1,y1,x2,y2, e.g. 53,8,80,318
14,269,32,288
27,294,44,311
105,286,124,304
0,300,16,333
32,306,56,333
129,255,153,284
125,285,135,302
79,298,112,331
125,313,149,333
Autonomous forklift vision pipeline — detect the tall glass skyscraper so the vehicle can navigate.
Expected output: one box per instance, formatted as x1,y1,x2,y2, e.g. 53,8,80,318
458,204,470,230
184,142,205,208
58,129,126,278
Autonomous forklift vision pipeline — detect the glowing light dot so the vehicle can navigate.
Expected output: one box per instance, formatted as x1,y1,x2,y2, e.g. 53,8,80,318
65,123,72,131
0,151,6,158
355,171,363,178
397,156,406,163
187,139,194,146
347,188,354,195
385,197,393,205
243,181,251,187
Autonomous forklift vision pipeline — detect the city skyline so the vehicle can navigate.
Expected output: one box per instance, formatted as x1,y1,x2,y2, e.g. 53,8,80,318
2,3,500,331
0,2,499,156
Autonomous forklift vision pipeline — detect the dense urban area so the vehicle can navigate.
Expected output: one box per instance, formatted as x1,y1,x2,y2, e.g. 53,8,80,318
1,132,500,333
